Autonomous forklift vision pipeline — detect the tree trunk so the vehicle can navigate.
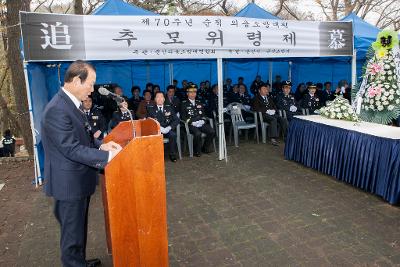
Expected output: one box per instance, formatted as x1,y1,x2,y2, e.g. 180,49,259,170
74,0,83,15
5,0,33,156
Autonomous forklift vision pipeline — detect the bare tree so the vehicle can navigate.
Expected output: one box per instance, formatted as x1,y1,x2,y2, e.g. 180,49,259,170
314,0,400,29
74,0,83,14
219,0,238,16
5,0,33,155
272,0,315,20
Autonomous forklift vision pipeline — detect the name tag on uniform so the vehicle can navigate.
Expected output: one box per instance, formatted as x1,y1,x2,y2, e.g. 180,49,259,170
92,116,98,120
165,112,171,116
197,105,202,108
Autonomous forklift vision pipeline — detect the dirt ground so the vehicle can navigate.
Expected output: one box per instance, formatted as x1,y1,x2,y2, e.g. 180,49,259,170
1,142,400,266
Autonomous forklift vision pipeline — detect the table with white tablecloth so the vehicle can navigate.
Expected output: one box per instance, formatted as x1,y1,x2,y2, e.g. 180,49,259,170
284,115,400,204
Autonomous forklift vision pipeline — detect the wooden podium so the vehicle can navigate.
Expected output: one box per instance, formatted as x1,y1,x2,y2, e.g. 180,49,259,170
102,119,169,267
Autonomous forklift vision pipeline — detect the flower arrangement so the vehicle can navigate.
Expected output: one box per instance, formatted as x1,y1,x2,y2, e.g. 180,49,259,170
353,29,400,125
320,96,359,122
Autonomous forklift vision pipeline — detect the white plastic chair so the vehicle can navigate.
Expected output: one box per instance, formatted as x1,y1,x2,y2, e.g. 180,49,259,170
226,103,259,147
258,112,271,144
162,124,182,160
182,118,216,157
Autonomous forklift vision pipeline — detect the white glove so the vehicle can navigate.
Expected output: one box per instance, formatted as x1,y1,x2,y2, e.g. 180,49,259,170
244,105,251,111
191,121,201,128
160,126,167,134
164,126,172,133
289,105,297,112
266,109,276,115
198,120,205,126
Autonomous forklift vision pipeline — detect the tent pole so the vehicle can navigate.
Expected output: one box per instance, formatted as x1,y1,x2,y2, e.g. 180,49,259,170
217,57,226,161
23,61,42,187
169,63,173,85
269,61,273,85
351,49,357,88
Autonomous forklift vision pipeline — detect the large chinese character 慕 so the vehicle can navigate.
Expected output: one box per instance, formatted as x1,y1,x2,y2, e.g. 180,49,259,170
40,22,72,50
328,29,345,50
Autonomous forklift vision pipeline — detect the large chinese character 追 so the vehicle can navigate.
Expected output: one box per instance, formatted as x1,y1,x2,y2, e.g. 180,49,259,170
112,29,138,47
161,32,184,45
328,29,345,49
40,22,72,50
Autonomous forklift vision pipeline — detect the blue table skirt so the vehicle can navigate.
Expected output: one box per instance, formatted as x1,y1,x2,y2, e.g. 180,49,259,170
284,117,400,204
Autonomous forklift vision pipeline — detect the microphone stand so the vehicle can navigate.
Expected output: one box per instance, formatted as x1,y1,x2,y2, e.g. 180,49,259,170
116,99,136,139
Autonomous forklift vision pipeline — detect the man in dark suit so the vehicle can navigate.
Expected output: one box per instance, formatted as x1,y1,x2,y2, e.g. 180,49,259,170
147,92,179,162
164,85,181,114
252,83,288,145
41,60,122,267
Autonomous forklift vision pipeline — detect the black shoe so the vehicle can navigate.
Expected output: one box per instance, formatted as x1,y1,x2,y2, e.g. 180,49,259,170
169,155,177,162
201,147,212,154
194,152,201,157
271,139,279,146
86,258,101,267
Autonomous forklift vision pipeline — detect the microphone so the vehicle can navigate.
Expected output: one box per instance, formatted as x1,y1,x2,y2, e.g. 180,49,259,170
98,87,136,138
98,87,125,104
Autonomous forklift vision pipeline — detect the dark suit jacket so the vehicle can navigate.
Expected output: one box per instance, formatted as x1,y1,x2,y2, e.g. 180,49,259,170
252,94,277,113
41,90,109,200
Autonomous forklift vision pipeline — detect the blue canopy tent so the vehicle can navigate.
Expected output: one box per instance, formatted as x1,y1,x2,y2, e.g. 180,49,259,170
93,0,157,15
24,3,356,185
235,3,280,20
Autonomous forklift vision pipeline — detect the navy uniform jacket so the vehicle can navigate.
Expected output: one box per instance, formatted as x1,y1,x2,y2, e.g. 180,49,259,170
180,99,206,123
84,107,106,138
41,90,109,201
110,110,134,129
276,94,297,111
147,104,179,130
164,96,181,114
300,94,321,113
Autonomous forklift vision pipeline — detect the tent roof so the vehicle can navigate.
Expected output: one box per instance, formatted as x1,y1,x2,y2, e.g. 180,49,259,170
340,12,379,40
235,3,280,20
92,0,156,15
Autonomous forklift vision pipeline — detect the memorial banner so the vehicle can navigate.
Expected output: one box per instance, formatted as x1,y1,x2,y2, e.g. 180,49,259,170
20,12,353,61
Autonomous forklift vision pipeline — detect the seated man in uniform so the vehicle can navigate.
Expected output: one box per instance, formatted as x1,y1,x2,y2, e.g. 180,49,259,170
300,84,322,114
147,92,179,162
109,99,135,129
276,81,299,121
180,85,215,157
252,83,288,145
82,95,107,139
164,85,181,114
